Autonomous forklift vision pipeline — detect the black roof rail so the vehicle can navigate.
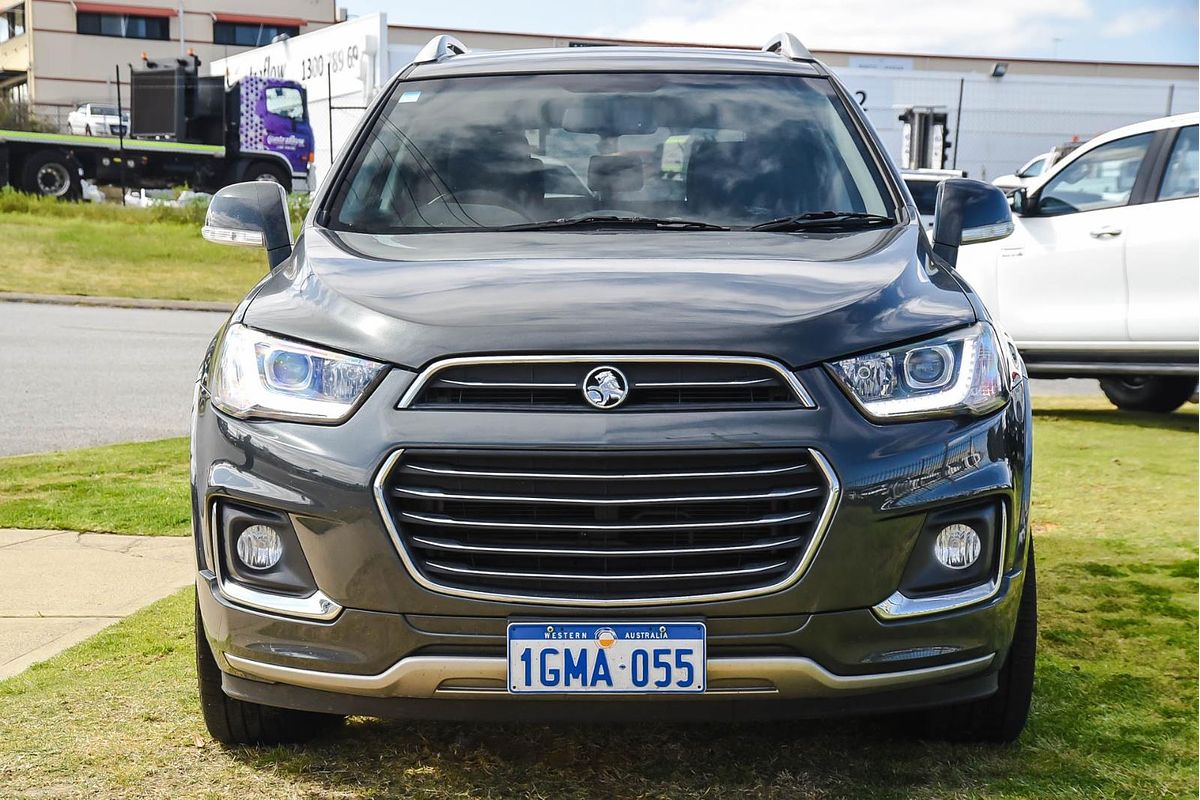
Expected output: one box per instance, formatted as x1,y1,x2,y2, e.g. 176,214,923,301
413,34,470,65
762,32,815,62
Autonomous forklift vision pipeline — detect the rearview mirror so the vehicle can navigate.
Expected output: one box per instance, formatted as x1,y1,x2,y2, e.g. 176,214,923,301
932,178,1014,267
201,181,293,269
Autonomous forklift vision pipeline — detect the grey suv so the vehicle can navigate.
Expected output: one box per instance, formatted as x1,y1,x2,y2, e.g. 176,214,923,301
193,33,1035,745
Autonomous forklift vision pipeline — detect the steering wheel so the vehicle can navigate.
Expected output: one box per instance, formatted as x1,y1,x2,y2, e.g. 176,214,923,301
424,190,535,222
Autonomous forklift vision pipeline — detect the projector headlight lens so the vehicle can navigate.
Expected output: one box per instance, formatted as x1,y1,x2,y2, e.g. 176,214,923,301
828,323,1008,420
209,324,385,422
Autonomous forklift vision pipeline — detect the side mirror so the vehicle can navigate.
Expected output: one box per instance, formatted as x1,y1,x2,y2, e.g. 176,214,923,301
932,178,1014,267
201,181,293,269
1009,187,1030,215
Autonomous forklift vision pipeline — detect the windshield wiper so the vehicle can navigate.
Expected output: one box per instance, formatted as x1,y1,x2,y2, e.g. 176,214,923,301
501,215,730,232
748,211,896,232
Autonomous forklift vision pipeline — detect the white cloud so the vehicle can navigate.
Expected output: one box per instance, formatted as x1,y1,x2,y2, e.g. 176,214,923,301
599,0,1093,56
1099,9,1173,38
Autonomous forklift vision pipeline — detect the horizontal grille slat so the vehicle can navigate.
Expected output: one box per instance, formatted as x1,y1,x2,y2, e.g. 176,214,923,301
410,534,805,557
382,448,834,602
393,485,821,505
400,509,813,531
405,359,807,411
403,462,813,481
423,560,791,582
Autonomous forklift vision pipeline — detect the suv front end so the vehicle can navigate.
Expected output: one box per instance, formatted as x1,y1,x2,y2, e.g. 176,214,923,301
192,34,1034,745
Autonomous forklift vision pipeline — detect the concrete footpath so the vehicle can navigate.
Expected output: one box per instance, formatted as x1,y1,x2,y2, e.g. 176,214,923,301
0,529,194,680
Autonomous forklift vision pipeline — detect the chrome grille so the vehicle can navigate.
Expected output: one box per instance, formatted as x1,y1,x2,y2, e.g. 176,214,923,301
402,357,808,411
378,449,837,604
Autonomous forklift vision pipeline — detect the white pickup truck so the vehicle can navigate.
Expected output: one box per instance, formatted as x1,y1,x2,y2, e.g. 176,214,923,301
956,113,1198,412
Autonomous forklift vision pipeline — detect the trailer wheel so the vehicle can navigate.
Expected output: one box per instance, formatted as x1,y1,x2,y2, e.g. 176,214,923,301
22,150,82,200
246,160,292,192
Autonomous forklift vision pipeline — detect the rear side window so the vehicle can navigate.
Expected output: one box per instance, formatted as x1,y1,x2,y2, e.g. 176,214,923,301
1038,133,1153,216
328,72,892,233
1156,125,1198,202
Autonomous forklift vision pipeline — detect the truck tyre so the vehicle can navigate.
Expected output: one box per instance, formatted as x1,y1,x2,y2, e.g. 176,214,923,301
1099,376,1196,413
912,541,1037,744
195,595,343,746
22,150,82,200
245,159,292,192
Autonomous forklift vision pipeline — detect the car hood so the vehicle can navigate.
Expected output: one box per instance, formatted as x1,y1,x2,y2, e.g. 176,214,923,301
241,224,975,369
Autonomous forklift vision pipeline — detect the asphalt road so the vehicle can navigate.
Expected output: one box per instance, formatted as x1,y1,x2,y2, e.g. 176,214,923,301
0,301,1105,457
0,302,227,456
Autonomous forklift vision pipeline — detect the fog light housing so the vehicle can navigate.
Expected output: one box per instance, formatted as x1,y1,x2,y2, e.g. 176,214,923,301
933,523,982,569
235,525,283,570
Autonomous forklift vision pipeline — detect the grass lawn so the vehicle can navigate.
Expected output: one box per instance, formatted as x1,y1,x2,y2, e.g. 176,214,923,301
0,438,189,536
0,397,1195,799
0,212,265,302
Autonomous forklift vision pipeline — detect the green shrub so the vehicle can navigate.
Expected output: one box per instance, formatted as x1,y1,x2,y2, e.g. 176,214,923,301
0,100,57,133
0,185,310,227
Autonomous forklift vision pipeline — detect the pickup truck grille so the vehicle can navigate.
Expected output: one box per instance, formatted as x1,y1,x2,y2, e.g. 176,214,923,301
403,358,807,411
378,448,836,604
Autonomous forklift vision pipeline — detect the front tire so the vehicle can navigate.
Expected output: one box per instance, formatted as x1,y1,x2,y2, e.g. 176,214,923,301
913,541,1037,743
1099,376,1196,413
195,595,343,746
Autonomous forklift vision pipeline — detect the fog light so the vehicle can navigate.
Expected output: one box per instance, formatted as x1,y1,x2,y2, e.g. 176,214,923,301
933,524,981,569
236,525,283,570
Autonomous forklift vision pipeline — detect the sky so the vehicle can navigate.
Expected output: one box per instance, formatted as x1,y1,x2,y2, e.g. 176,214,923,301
340,0,1199,63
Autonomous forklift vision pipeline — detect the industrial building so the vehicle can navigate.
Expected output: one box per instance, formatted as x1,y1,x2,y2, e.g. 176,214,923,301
0,0,338,125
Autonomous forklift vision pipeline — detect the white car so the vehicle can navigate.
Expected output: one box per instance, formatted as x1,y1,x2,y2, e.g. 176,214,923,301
956,113,1199,412
66,103,129,137
991,152,1054,194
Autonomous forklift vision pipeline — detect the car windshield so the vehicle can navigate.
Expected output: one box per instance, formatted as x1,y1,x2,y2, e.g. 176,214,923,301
1017,156,1047,178
93,106,117,116
328,72,893,233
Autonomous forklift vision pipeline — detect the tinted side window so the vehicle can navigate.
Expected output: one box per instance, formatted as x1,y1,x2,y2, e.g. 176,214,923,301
1156,125,1198,202
214,21,300,47
1039,133,1153,216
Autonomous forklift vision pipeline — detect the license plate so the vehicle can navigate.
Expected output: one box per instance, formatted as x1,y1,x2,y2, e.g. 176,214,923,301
507,622,706,694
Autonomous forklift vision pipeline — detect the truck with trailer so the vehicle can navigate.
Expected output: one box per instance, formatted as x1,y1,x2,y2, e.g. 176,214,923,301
0,54,314,199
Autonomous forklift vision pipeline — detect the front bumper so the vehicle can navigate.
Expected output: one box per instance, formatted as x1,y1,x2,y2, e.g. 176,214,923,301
192,363,1032,716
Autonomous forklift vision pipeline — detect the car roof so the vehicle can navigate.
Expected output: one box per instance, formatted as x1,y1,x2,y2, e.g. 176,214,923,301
405,45,824,80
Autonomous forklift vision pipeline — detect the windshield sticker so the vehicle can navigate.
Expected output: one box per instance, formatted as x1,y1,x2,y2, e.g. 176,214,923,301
398,91,422,103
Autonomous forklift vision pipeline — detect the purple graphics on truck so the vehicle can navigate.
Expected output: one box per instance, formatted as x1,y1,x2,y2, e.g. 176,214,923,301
239,75,314,175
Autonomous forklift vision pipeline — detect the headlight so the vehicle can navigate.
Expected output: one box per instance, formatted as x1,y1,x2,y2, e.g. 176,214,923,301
209,324,385,422
828,323,1008,421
